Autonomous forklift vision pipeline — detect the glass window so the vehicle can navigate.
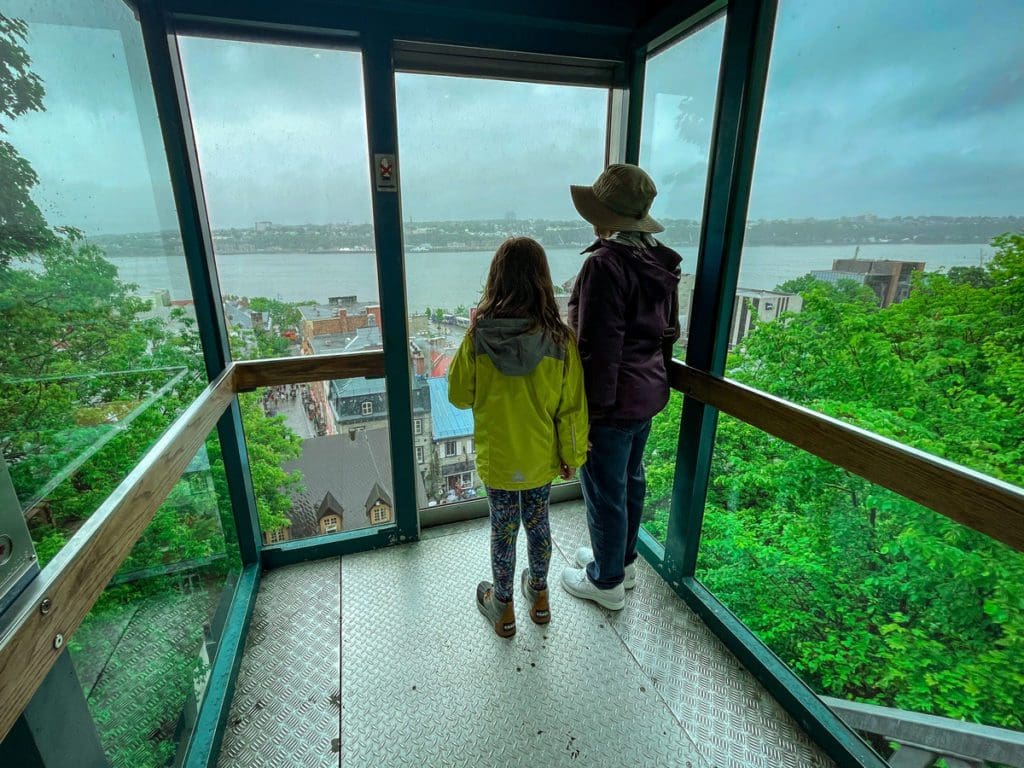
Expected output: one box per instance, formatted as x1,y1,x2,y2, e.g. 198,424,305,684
0,3,208,573
396,71,607,507
414,418,422,435
637,16,727,545
415,445,424,464
177,37,401,543
239,378,406,542
695,0,1024,744
177,36,379,365
722,0,1024,478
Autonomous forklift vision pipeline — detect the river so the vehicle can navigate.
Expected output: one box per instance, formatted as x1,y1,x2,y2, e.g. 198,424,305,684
109,242,996,312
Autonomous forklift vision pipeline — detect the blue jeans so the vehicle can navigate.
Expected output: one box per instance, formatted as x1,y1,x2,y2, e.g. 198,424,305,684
580,419,652,589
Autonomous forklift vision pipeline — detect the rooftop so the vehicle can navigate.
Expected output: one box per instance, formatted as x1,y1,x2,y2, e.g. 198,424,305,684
428,377,474,440
298,300,370,321
331,377,387,399
282,429,425,536
223,302,260,330
307,333,351,354
307,325,383,355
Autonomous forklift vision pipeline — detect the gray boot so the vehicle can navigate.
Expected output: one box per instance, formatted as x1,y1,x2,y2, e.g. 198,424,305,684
520,569,551,625
476,581,516,637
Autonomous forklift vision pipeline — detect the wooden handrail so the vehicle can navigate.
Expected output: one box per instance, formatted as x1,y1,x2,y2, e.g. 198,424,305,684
670,361,1024,553
0,350,390,741
233,350,386,391
4,351,1020,744
0,368,235,742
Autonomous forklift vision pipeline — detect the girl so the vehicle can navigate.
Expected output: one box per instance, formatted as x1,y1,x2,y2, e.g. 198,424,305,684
448,237,588,638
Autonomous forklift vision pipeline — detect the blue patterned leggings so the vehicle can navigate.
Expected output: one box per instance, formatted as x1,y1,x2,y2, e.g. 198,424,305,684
487,484,552,603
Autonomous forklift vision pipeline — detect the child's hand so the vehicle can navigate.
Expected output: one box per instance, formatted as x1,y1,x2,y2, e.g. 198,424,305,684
559,463,576,480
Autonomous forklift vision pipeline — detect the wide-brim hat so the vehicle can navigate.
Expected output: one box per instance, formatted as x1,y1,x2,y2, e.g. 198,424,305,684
570,163,664,234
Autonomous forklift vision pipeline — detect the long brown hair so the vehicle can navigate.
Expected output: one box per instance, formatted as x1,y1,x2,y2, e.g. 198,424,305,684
471,237,570,347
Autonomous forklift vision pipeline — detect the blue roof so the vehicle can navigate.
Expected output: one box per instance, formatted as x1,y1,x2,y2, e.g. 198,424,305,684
428,377,474,440
332,377,387,398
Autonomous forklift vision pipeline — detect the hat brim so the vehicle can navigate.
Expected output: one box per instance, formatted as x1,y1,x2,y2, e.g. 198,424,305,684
570,185,664,234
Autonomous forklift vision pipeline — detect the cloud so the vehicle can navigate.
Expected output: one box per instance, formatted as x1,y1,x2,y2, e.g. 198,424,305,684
5,0,1024,234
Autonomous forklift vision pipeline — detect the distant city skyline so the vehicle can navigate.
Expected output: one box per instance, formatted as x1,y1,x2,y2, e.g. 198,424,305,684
5,0,1023,235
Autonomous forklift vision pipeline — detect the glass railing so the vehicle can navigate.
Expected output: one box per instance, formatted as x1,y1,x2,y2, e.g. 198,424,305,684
697,412,1024,741
1,368,204,568
68,433,241,768
638,390,683,545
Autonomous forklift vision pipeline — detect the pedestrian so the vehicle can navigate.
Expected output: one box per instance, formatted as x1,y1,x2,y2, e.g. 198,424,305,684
560,164,682,610
448,236,589,637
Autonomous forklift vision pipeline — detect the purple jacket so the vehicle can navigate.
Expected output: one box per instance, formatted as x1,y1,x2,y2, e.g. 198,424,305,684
568,237,681,422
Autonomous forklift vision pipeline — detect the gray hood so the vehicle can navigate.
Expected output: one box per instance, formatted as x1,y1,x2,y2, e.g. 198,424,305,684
472,318,564,376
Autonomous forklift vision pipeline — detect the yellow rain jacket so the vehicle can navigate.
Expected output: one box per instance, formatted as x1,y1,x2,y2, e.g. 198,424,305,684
448,319,589,491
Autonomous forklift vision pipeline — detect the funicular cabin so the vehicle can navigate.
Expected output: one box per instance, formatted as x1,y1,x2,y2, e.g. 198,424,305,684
1,1,1023,767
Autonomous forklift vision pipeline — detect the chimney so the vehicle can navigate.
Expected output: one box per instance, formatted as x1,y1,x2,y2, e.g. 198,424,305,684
367,305,382,329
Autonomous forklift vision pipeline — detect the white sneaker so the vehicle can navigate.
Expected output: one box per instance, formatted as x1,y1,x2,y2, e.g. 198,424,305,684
560,566,625,610
574,547,637,590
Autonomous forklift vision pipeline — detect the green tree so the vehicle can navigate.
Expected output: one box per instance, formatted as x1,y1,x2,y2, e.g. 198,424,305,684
0,18,308,767
643,235,1024,728
0,14,55,268
246,296,304,331
236,391,301,533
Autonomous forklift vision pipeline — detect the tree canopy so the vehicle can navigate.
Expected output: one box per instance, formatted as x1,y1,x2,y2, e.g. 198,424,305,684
0,14,54,268
644,235,1024,729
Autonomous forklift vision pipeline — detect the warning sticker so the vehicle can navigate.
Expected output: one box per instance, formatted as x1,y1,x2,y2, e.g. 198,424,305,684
375,153,397,192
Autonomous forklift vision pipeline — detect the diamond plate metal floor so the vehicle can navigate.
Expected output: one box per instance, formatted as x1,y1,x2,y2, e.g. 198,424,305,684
218,502,836,768
217,558,340,768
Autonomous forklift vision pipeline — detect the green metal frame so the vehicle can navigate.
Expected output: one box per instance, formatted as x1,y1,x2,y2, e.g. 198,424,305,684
362,35,422,545
120,2,895,767
0,650,107,768
137,0,263,567
182,565,261,768
157,0,636,61
623,47,646,165
663,0,775,579
261,525,402,569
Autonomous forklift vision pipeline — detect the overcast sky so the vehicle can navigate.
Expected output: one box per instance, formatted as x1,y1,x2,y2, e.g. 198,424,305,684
6,0,1023,234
